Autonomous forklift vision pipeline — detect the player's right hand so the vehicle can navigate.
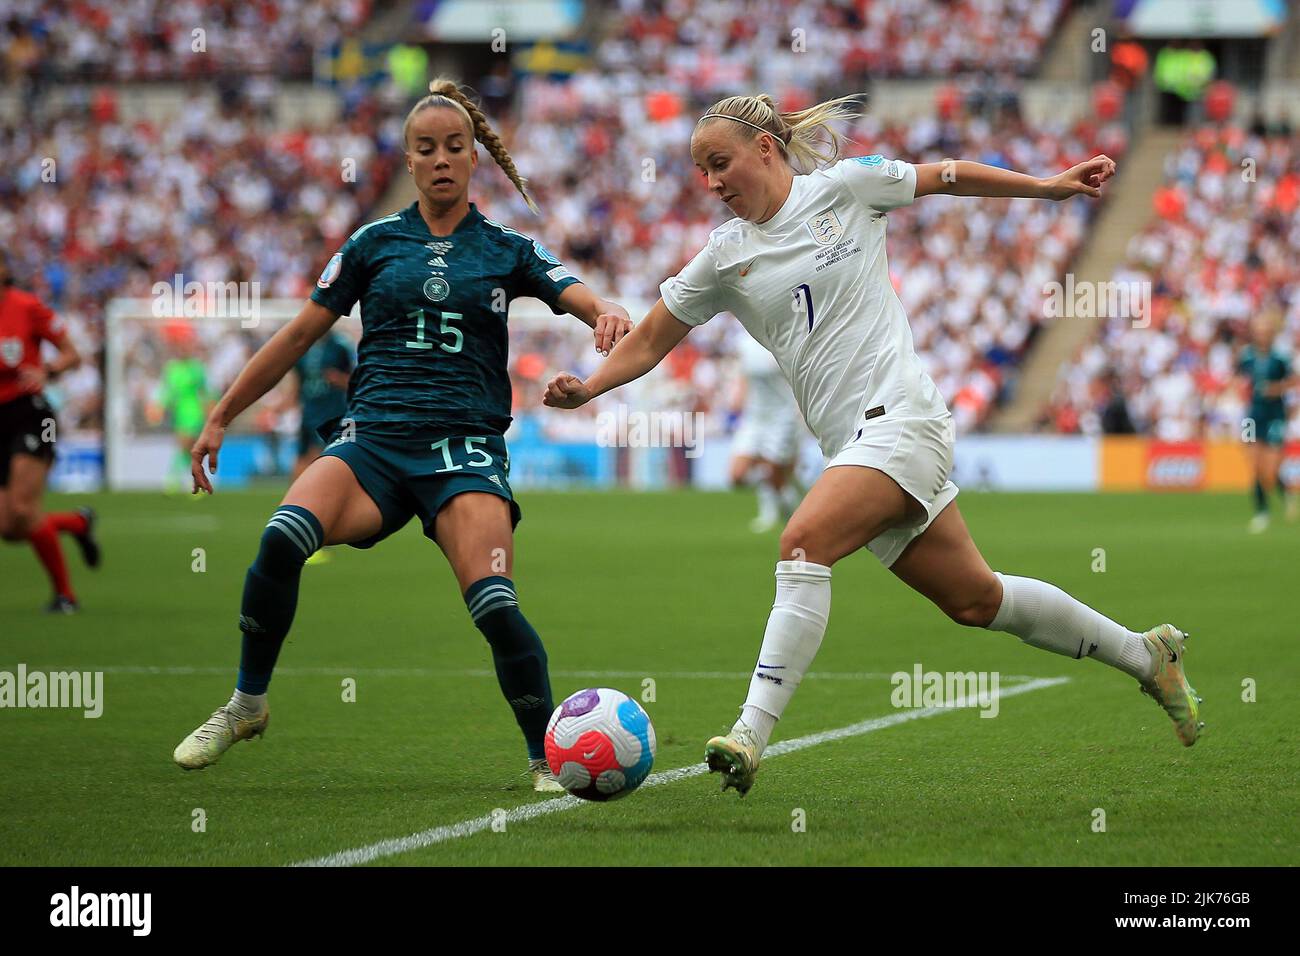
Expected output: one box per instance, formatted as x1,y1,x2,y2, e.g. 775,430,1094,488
542,373,592,409
190,420,225,494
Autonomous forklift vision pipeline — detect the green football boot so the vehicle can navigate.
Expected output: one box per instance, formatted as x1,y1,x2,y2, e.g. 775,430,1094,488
1138,624,1204,747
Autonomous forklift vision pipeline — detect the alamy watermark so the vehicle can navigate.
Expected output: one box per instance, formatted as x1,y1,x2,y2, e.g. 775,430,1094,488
152,274,262,328
1043,275,1151,328
0,664,103,718
50,886,150,935
596,404,705,458
890,664,1001,718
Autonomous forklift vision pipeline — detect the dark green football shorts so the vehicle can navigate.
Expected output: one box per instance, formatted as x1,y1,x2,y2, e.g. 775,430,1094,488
1250,411,1288,447
317,419,520,549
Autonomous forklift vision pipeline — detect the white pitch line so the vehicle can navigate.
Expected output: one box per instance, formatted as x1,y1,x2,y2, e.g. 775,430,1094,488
291,675,1069,867
3,664,1062,685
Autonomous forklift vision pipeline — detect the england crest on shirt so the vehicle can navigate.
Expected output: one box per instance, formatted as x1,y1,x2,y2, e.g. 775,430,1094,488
1,337,22,367
806,209,844,246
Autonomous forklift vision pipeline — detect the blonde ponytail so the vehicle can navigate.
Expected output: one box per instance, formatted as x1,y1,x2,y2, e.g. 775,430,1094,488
403,76,540,214
697,93,862,171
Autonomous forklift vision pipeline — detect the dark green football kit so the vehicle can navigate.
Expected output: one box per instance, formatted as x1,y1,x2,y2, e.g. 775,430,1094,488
1238,345,1292,447
294,331,353,455
309,201,580,547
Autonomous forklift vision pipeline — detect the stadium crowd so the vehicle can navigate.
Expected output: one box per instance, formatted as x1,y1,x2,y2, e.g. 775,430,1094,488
1,0,372,83
609,0,1069,84
1,82,400,432
4,0,1116,453
1042,123,1300,439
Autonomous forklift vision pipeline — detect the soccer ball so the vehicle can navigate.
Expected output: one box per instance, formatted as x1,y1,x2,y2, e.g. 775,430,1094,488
544,687,656,801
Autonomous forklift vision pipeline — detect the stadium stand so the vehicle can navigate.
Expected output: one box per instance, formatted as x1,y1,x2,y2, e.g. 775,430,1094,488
1,0,373,82
3,0,1104,480
1042,122,1299,440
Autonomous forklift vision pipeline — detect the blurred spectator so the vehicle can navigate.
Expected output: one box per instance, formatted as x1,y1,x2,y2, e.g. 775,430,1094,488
1154,40,1217,126
1110,36,1149,92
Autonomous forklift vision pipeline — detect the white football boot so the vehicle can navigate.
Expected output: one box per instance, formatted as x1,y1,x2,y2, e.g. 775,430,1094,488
529,758,566,794
173,703,270,770
705,721,763,796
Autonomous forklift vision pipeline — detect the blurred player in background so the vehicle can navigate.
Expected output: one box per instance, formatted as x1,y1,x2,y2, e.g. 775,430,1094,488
148,321,211,494
288,329,354,483
281,330,353,565
730,332,802,531
546,92,1204,797
174,79,632,792
0,252,100,612
1238,312,1297,533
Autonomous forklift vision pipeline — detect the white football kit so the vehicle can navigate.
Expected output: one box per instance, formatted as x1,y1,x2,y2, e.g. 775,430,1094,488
661,155,958,566
733,333,801,464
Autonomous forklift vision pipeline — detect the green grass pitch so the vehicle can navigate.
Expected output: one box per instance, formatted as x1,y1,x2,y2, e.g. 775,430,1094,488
1,488,1295,866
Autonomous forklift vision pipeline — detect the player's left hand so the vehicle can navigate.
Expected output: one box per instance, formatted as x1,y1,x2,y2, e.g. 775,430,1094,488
1043,154,1117,200
18,365,48,391
593,313,633,356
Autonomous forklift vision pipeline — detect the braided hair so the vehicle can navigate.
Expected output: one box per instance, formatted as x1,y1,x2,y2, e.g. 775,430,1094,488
403,77,539,214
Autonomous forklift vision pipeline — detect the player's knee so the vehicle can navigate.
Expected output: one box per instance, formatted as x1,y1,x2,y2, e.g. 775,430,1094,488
779,520,828,565
255,506,323,572
1,505,38,540
943,575,1002,628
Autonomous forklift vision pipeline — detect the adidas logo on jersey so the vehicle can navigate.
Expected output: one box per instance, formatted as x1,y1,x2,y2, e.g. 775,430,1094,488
427,256,448,267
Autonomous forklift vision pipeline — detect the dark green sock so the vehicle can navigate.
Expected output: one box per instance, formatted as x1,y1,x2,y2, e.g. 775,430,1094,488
236,506,322,694
465,576,553,760
1253,480,1268,514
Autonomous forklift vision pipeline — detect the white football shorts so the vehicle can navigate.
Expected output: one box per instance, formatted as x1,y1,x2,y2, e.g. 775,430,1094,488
824,412,959,567
732,408,800,464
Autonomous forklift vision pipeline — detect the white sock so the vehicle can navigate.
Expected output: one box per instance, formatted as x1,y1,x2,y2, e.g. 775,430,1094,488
230,689,267,717
740,705,777,746
756,482,780,523
988,572,1154,680
734,560,832,753
778,483,801,515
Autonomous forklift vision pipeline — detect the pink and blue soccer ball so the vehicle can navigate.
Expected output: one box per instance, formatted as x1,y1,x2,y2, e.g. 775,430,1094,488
544,688,656,801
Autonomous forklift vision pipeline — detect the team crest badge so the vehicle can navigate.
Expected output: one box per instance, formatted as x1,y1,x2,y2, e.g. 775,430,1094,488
1,337,22,367
317,253,342,289
424,276,450,302
806,209,844,246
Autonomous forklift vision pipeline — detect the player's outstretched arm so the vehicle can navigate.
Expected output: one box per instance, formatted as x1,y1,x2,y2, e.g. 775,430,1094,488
557,283,634,356
542,298,691,410
914,154,1117,201
190,300,338,494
